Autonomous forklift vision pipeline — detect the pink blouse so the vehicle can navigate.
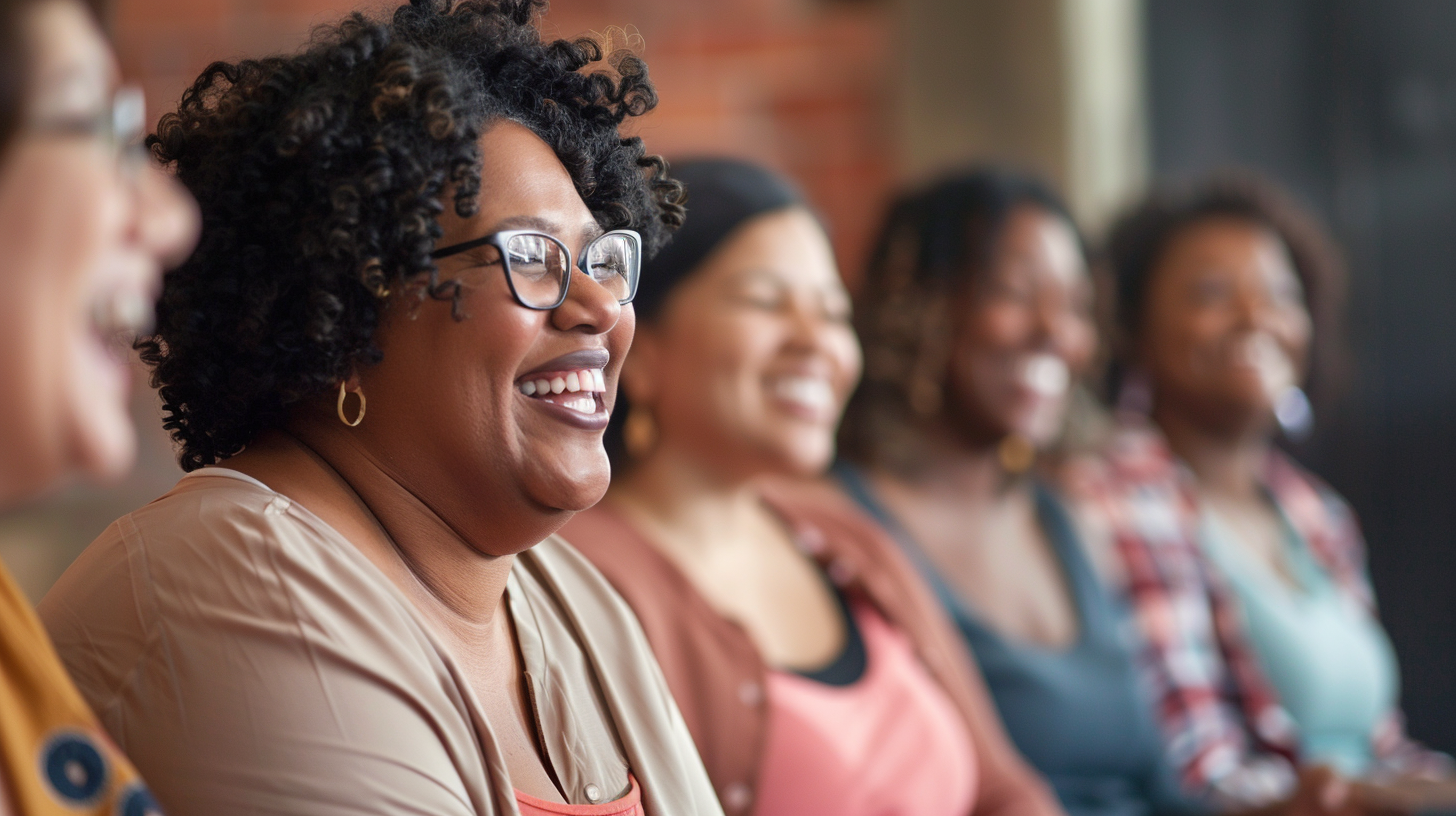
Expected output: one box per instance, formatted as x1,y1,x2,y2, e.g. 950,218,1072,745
515,777,643,816
754,600,978,816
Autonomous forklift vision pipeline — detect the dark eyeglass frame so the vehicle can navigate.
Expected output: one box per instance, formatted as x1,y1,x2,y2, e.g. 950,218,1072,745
28,85,148,173
430,228,642,311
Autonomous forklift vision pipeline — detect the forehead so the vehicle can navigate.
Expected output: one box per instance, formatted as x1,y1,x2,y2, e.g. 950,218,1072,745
467,120,597,240
24,0,114,99
1161,216,1292,274
703,207,842,289
995,205,1084,278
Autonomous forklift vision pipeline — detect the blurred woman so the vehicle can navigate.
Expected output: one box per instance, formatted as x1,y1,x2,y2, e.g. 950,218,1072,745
0,0,195,810
1076,175,1451,810
560,158,1063,816
833,168,1204,816
37,2,724,814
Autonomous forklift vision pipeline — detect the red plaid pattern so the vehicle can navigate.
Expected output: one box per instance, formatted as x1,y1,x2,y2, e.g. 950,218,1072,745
1063,419,1445,806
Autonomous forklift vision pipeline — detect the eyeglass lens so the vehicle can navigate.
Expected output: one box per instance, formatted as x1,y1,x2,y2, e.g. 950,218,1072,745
502,232,639,308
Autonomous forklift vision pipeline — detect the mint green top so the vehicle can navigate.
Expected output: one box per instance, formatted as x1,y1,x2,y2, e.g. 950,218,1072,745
1198,506,1400,776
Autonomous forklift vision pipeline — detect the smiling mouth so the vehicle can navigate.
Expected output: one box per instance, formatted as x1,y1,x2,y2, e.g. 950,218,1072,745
517,368,607,415
768,375,836,419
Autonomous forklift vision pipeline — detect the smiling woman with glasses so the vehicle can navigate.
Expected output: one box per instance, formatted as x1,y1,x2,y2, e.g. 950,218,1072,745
34,2,727,815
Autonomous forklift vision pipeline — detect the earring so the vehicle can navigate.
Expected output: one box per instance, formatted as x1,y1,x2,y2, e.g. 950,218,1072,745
623,406,657,459
997,433,1036,474
1275,385,1314,441
337,381,366,427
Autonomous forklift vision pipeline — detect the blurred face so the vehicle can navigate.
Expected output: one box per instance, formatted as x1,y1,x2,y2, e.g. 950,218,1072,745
626,207,861,479
943,204,1095,447
1139,216,1310,435
352,121,632,551
0,0,198,507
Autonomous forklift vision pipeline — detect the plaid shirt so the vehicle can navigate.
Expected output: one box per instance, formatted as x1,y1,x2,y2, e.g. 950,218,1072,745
1062,419,1445,807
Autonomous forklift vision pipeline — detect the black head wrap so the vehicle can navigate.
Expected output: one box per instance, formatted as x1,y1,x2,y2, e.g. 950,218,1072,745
632,157,805,321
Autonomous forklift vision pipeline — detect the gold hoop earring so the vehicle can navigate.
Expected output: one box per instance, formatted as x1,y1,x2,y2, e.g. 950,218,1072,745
337,382,366,427
997,433,1036,474
623,405,657,459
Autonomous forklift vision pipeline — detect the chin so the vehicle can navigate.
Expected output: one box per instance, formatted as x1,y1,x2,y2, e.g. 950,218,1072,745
766,435,836,479
525,454,612,514
73,412,138,483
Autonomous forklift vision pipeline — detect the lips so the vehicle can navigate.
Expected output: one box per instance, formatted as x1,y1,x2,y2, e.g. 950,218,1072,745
516,349,609,419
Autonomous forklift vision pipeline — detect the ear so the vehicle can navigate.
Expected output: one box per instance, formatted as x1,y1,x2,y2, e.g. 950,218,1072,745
620,325,662,406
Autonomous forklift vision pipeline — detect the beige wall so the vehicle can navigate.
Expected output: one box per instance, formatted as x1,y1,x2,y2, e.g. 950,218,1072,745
896,0,1148,233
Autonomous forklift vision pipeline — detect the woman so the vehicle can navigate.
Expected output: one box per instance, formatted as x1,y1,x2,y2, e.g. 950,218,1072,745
1077,175,1451,810
832,167,1206,816
0,0,196,809
37,2,722,814
559,158,1062,816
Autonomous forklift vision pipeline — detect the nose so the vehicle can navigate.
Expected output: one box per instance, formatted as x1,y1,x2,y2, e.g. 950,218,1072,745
133,160,200,270
551,267,624,335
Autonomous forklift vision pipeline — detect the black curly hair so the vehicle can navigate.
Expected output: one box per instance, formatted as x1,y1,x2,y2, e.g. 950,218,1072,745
1102,172,1347,406
838,166,1082,472
140,0,684,471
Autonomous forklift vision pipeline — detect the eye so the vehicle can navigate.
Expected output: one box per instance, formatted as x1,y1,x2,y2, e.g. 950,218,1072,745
1187,274,1234,306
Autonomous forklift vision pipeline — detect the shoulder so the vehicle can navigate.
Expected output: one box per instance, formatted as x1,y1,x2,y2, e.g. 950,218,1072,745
40,469,428,717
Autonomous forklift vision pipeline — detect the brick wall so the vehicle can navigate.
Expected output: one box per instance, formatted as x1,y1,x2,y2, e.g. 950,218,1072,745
0,0,901,601
110,0,898,284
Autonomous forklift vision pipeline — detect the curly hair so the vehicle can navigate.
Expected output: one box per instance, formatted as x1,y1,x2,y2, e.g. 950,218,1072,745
140,0,684,471
838,166,1081,473
1102,172,1347,406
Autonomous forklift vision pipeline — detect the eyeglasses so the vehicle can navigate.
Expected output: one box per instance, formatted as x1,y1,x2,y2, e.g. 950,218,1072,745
431,229,642,311
28,85,147,173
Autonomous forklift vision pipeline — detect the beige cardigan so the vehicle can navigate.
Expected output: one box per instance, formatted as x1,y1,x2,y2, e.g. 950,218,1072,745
38,469,722,816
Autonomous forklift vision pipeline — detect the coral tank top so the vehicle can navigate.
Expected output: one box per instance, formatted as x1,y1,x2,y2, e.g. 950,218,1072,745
754,600,977,816
515,776,642,816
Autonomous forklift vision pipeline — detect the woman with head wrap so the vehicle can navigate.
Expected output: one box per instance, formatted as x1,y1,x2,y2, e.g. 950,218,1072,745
37,2,725,814
0,0,196,810
559,157,1063,816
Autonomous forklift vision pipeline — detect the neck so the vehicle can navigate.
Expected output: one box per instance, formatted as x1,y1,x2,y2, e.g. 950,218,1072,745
889,417,1028,503
608,443,775,558
281,415,516,630
1151,402,1272,501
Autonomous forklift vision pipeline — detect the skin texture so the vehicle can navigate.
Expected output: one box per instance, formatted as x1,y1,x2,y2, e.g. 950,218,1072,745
609,207,864,670
1140,217,1311,588
225,121,631,802
0,0,197,508
865,204,1097,649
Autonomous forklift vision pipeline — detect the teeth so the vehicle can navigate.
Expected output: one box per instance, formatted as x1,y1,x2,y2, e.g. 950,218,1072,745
518,369,607,398
1020,354,1069,396
772,376,833,412
561,396,595,413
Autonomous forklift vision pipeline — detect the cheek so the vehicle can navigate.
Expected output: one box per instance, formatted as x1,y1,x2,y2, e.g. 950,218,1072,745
0,148,134,489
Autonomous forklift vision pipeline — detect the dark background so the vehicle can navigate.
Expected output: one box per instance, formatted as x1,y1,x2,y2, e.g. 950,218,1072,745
1148,0,1456,753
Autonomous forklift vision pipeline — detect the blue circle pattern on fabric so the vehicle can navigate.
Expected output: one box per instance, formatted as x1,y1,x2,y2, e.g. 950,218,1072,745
40,730,109,806
118,783,164,816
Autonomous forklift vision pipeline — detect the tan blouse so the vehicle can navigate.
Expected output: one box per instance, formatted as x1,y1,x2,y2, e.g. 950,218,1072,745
37,469,722,816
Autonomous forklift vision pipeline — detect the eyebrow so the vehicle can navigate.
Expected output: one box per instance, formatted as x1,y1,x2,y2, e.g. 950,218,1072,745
486,215,605,246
